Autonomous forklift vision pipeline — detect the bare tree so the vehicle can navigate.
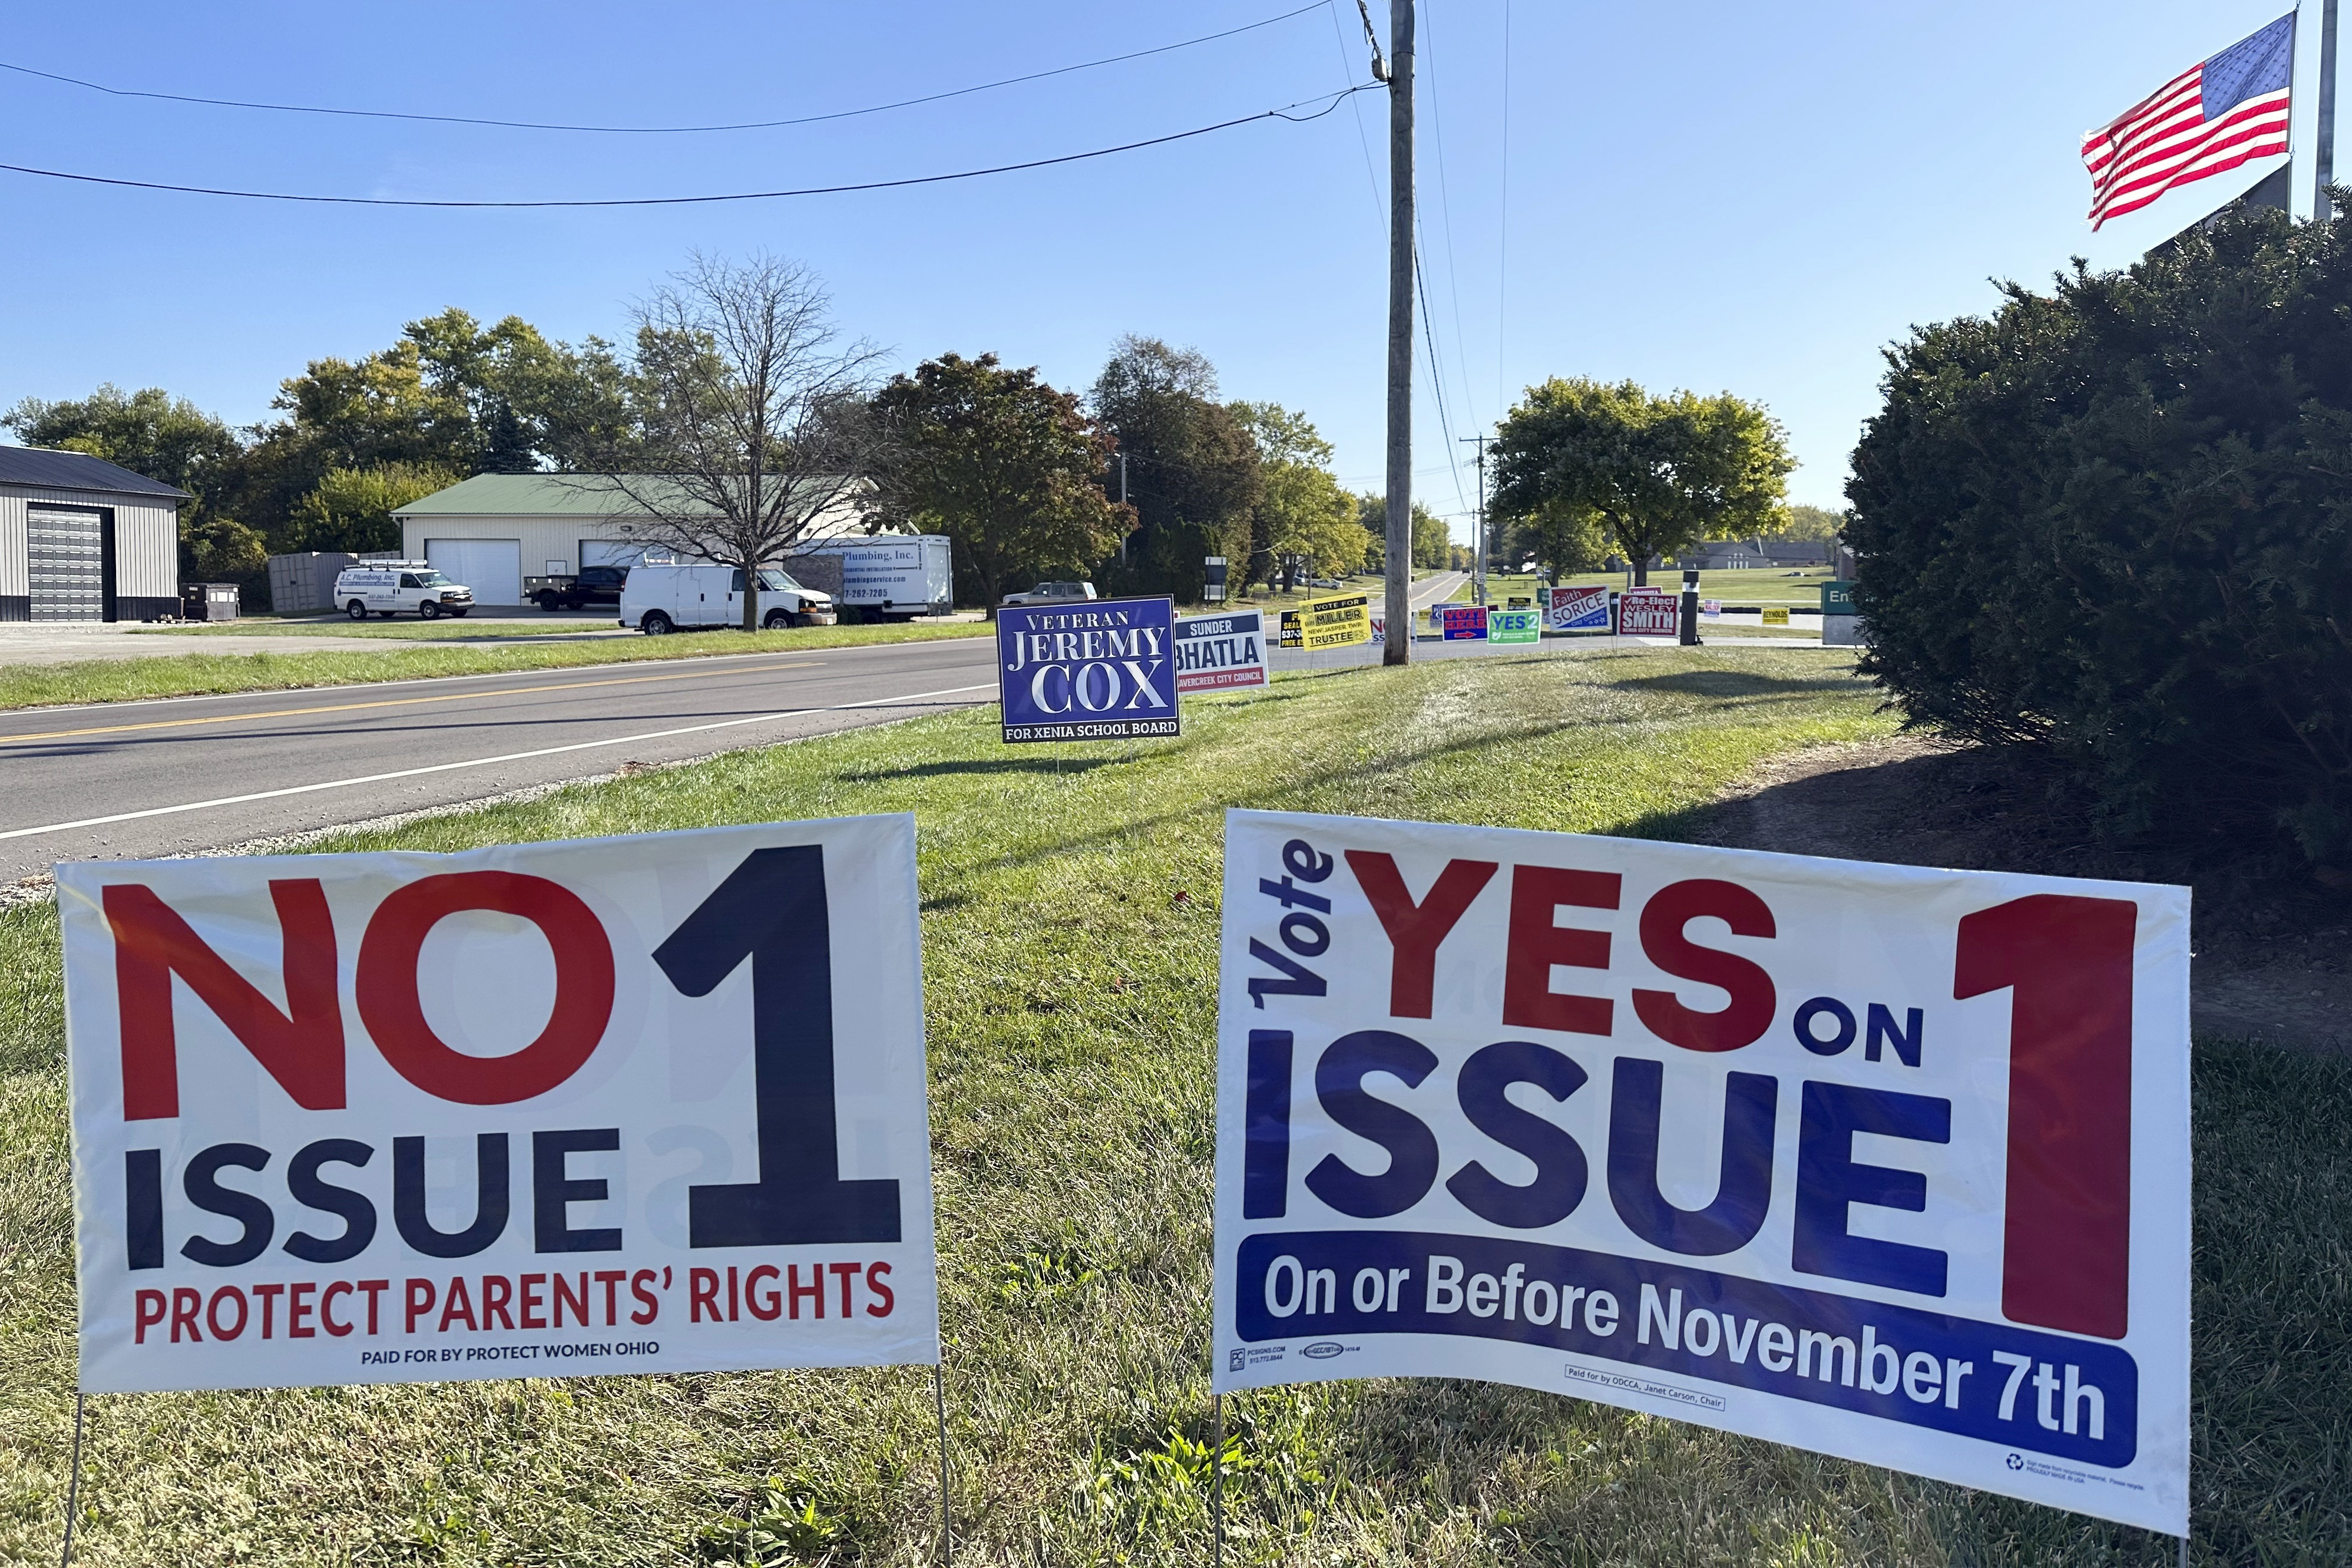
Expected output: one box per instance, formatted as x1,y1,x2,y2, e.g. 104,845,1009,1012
594,253,892,630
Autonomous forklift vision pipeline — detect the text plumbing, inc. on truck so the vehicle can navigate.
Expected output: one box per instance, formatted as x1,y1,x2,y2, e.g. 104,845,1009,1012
1212,809,2190,1534
59,819,941,1394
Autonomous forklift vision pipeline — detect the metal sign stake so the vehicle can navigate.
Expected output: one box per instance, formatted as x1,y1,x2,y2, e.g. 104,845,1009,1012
58,1393,84,1568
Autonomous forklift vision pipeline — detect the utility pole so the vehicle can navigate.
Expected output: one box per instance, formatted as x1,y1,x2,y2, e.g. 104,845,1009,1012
1381,0,1415,664
2320,0,2341,220
1460,434,1489,606
1115,451,1130,566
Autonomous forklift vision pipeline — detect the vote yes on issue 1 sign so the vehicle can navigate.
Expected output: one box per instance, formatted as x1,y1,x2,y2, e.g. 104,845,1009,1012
1213,810,2189,1533
996,597,1179,743
59,817,939,1393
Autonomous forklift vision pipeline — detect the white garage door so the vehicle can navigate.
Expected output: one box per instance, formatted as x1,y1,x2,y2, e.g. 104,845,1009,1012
425,538,522,607
28,507,105,621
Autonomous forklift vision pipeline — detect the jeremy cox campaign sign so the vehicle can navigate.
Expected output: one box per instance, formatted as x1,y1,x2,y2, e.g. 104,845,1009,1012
996,596,1179,743
59,818,939,1394
1213,811,2188,1532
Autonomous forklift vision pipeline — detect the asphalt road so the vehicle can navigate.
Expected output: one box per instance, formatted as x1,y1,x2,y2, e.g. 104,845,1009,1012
0,636,999,882
0,574,1480,884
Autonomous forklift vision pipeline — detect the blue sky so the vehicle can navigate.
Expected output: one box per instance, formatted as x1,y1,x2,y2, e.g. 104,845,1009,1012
0,1,2331,535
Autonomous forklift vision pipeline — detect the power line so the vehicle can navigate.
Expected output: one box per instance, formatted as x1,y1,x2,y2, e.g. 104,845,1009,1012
1412,241,1471,526
1415,0,1483,435
0,3,1330,135
0,87,1375,208
1324,0,1386,223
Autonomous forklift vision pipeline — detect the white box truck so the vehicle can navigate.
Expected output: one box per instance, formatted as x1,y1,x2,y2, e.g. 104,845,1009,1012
788,534,954,621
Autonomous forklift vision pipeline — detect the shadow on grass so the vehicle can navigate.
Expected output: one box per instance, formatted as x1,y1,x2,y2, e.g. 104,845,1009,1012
1617,669,1858,700
864,756,1126,780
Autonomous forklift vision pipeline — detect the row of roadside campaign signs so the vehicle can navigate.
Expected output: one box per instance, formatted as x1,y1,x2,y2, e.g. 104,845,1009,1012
993,583,1709,747
56,589,2188,1542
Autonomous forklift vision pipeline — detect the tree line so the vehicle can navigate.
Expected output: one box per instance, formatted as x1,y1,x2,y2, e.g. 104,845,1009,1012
3,253,1450,613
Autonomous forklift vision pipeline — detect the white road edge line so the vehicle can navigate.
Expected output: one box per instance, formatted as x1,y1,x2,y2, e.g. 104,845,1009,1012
0,630,994,720
0,682,998,843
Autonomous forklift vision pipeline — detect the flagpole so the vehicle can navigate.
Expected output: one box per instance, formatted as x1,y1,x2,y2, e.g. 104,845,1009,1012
2319,0,2340,218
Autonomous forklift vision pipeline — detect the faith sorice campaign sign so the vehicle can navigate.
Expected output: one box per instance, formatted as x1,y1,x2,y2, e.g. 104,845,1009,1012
1545,585,1612,634
1212,810,2189,1533
59,818,939,1394
996,596,1180,743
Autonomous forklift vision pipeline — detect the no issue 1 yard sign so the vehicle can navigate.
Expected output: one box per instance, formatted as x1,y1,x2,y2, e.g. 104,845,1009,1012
1213,810,2189,1533
58,818,940,1393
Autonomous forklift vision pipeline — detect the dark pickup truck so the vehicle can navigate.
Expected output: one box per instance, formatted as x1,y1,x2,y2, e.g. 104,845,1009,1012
525,564,630,611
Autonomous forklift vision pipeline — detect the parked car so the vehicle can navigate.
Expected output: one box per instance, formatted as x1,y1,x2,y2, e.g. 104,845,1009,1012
1307,577,1345,590
620,563,835,634
1001,580,1098,607
332,561,475,620
525,564,631,611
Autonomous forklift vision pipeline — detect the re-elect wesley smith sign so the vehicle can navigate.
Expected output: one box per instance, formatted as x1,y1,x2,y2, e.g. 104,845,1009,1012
1213,810,2189,1533
59,817,939,1393
996,597,1179,743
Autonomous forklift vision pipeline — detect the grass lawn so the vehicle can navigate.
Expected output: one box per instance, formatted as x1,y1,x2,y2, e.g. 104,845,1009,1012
138,618,653,639
0,620,991,714
0,646,2340,1564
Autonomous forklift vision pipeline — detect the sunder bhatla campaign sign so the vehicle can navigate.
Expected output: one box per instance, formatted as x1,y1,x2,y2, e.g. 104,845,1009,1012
996,596,1180,743
59,818,939,1393
1213,809,2189,1533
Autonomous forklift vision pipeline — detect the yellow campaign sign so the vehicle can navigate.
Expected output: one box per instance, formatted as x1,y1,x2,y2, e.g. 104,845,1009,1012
1291,591,1372,650
1762,607,1790,626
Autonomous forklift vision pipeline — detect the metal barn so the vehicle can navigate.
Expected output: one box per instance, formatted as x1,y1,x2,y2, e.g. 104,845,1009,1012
0,446,185,622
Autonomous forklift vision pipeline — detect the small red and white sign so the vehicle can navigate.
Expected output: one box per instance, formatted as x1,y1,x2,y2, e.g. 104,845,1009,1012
59,818,939,1393
1617,588,1678,637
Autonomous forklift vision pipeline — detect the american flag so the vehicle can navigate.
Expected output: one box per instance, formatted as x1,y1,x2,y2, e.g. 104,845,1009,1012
2082,14,2295,230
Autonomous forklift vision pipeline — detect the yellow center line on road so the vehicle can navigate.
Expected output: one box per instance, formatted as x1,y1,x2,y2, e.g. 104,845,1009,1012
0,661,826,746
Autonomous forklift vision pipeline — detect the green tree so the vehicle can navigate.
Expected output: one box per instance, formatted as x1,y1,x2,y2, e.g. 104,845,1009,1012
4,384,267,585
184,516,269,582
2,384,243,497
869,353,1130,614
1491,379,1792,585
292,463,464,554
1507,499,1609,584
1090,336,1261,600
1354,494,1451,571
1232,403,1367,590
1773,502,1845,542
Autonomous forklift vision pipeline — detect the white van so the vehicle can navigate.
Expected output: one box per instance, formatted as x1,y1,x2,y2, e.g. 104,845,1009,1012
620,564,835,634
332,561,475,620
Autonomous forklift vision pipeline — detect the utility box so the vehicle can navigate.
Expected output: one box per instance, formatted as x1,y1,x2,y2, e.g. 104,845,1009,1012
267,551,360,614
180,583,241,623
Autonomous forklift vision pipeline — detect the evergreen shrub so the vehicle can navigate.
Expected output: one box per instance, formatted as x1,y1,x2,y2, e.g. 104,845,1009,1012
1847,206,2352,868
